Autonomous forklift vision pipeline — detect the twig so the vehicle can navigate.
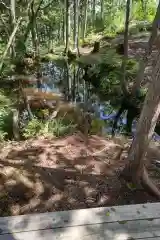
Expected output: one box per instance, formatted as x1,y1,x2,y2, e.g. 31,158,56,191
0,0,9,9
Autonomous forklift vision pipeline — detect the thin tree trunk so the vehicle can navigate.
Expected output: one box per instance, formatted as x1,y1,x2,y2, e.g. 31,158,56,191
0,17,22,73
30,1,39,56
17,0,43,53
92,0,96,26
62,9,65,43
82,0,88,43
100,0,104,20
10,0,16,58
121,0,131,95
131,0,160,95
73,0,80,55
64,0,71,54
73,0,77,49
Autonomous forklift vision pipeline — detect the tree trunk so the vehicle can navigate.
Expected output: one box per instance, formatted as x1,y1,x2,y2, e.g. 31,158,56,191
92,0,96,26
64,0,71,54
121,0,131,95
62,9,65,43
0,17,22,74
16,0,43,55
10,0,16,58
131,0,160,95
30,2,39,57
82,0,88,43
124,48,160,199
100,0,104,21
73,0,79,54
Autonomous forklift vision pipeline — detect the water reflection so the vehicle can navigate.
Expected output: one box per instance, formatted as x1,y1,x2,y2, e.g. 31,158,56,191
26,60,160,140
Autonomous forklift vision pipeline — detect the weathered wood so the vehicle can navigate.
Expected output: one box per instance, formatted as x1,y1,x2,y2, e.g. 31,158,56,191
0,218,160,240
0,203,160,235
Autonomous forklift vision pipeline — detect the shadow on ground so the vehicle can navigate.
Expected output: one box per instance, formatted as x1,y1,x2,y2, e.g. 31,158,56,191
0,133,159,218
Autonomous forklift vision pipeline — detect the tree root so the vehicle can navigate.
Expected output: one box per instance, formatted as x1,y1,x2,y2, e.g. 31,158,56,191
121,164,160,199
142,166,160,199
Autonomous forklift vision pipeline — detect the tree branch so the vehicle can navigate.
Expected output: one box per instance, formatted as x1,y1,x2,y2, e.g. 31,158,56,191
0,17,22,74
0,0,10,9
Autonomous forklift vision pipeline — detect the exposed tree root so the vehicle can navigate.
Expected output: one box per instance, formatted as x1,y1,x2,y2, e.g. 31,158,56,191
142,166,160,199
122,164,160,200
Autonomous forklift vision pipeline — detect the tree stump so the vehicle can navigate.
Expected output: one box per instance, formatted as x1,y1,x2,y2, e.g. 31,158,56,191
91,41,100,53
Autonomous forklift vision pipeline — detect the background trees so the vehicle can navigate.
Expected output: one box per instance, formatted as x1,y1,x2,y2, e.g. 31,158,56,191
0,0,157,59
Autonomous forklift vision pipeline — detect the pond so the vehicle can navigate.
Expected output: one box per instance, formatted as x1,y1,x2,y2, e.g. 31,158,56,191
36,59,160,141
2,58,160,141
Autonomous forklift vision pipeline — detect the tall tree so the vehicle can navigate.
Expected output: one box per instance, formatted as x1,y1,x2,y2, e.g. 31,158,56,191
64,0,71,54
123,37,160,199
73,0,80,55
30,1,39,56
92,0,96,26
121,0,131,95
100,0,104,21
10,0,16,57
82,0,88,43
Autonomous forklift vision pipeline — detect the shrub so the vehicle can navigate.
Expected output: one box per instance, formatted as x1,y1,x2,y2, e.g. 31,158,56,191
22,117,77,139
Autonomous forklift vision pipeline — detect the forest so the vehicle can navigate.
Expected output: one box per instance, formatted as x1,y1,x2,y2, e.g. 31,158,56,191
0,0,160,216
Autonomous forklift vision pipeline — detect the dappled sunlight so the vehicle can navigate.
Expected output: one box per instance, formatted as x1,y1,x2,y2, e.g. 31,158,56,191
114,233,130,240
0,133,159,217
0,134,126,216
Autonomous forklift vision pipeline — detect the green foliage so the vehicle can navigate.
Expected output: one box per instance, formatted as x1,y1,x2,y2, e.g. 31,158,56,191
22,118,44,138
23,118,77,139
126,59,139,78
0,91,13,140
90,118,105,134
132,0,156,22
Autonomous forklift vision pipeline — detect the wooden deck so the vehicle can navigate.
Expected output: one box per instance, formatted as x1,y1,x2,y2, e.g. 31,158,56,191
0,203,160,240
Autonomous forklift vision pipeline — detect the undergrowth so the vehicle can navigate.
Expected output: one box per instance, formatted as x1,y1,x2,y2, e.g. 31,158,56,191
0,91,13,140
23,118,77,139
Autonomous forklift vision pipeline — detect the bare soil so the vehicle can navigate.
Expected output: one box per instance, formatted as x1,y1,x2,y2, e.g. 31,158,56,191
0,133,159,217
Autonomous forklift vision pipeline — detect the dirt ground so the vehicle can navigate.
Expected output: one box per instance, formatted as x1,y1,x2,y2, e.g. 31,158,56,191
0,133,159,217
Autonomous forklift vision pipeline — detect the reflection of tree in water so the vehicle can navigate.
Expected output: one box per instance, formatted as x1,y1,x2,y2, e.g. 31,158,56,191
40,61,94,104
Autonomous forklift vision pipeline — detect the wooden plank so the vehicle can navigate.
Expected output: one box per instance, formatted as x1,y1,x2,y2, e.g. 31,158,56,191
0,203,160,235
0,218,160,240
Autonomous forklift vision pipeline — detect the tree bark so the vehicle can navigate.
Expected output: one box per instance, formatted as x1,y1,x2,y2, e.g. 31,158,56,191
82,0,88,43
120,0,131,95
125,48,160,199
73,0,80,55
100,0,104,21
64,0,71,54
92,0,96,26
16,0,43,54
131,0,160,95
30,1,39,56
10,0,16,58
